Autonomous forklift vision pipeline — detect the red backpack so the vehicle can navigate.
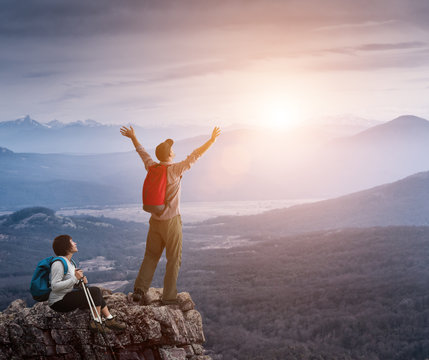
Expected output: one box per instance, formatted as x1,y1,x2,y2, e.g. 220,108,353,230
142,164,169,215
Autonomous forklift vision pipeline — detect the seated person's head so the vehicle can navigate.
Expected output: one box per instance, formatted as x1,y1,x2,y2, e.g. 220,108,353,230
52,234,73,256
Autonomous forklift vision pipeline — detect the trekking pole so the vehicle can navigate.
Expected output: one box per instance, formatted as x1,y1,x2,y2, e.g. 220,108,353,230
80,280,103,323
80,280,118,360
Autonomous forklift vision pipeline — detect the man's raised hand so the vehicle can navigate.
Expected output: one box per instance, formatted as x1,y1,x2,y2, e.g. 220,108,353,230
120,126,135,138
211,126,221,142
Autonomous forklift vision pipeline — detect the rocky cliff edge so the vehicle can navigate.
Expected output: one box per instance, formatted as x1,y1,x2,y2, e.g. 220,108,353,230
0,288,213,360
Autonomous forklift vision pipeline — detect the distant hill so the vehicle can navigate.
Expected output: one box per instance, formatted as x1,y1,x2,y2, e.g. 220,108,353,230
349,115,429,142
0,207,147,267
0,206,148,310
291,114,429,196
0,147,13,155
199,170,429,235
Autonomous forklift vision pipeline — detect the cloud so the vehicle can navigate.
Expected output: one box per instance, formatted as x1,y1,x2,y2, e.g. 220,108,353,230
0,0,126,38
2,0,428,39
309,50,429,72
356,42,427,52
24,71,57,79
39,89,85,105
322,42,427,55
315,20,398,32
307,41,429,71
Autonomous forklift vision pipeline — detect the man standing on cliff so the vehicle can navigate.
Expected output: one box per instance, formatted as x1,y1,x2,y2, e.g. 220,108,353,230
120,125,221,304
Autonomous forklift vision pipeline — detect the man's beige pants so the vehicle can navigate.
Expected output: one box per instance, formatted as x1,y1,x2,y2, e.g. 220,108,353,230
134,215,182,301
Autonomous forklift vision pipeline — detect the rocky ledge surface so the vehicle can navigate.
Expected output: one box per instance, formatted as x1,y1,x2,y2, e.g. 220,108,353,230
0,288,213,360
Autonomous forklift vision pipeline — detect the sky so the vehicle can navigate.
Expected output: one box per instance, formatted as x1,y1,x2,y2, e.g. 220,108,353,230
1,0,429,128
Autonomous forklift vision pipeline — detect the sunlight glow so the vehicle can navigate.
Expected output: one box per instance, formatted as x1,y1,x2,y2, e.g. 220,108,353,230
262,99,298,129
246,92,303,130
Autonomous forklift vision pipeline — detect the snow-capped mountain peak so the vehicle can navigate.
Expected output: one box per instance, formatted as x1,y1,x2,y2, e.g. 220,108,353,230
0,115,45,128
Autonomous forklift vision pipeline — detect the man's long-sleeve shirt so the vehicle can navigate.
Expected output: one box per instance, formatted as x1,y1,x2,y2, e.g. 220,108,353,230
136,141,213,220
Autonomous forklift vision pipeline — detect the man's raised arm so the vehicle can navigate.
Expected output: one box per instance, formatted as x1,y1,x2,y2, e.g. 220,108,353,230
194,126,221,157
120,125,156,170
120,126,141,149
171,126,221,176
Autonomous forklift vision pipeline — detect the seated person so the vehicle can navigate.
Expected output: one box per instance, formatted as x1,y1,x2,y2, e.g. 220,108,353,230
48,234,126,331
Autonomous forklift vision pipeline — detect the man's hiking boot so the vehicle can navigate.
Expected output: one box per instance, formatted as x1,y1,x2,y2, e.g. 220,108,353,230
162,298,179,306
89,320,111,333
132,288,144,302
105,316,126,331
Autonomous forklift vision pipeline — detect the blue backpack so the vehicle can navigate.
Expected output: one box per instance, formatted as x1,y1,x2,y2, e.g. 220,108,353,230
30,256,76,301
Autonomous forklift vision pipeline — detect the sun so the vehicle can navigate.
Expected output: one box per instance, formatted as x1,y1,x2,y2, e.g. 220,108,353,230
264,100,293,128
259,98,300,130
237,89,304,130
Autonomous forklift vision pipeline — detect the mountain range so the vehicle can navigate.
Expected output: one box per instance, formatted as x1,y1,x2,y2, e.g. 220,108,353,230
0,115,212,153
0,114,379,154
1,114,429,208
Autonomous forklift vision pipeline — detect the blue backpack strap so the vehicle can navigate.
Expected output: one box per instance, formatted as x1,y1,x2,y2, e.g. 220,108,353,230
51,257,68,275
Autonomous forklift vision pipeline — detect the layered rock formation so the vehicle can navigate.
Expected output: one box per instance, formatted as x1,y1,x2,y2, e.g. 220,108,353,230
0,288,213,360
